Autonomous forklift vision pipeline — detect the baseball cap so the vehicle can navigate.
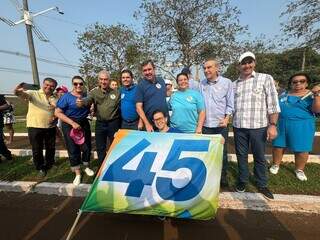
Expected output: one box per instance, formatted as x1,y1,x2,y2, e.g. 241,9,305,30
239,51,256,63
181,67,191,75
69,128,85,145
56,85,68,93
165,79,172,85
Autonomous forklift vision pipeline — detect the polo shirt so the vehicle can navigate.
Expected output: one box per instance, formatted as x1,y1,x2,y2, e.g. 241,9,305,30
87,87,120,121
120,85,138,121
25,89,56,128
57,92,89,120
135,77,168,122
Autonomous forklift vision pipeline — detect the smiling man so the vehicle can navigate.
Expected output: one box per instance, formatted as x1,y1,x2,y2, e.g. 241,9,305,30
135,60,168,132
233,51,280,200
152,110,181,133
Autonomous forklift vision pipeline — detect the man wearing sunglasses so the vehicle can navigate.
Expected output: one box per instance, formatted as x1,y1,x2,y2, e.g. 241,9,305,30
233,51,280,200
14,78,57,177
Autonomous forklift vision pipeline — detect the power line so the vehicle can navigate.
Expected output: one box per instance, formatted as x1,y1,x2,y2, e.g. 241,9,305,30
0,49,79,69
38,14,85,28
0,66,71,79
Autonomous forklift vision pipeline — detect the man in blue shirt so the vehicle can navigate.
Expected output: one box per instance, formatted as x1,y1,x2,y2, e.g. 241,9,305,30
120,69,141,130
135,60,168,132
199,58,234,188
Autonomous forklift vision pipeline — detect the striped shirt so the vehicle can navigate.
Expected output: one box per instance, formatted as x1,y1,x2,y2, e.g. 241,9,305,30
233,71,280,129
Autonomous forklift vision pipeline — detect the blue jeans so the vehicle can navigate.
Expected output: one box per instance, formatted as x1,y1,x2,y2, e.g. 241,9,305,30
61,119,91,170
233,127,267,188
121,119,138,130
95,119,121,164
202,126,228,181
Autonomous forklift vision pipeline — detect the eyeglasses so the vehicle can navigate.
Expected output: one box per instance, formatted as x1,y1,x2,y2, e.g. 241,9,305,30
292,80,306,85
241,60,254,65
99,78,109,81
73,82,84,86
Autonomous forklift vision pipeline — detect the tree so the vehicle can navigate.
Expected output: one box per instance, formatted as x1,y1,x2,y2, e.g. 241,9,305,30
76,23,148,87
135,0,246,69
281,0,320,50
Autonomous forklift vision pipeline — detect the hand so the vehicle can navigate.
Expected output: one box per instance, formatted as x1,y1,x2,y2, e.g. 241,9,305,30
218,118,229,127
267,125,277,141
145,123,154,132
76,98,84,108
138,121,144,131
195,126,202,134
71,122,81,130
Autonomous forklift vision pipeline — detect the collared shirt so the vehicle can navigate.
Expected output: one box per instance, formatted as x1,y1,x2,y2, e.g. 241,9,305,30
87,87,120,121
25,89,56,128
57,92,89,120
189,78,200,91
135,77,168,123
233,71,280,129
199,76,234,128
120,85,138,121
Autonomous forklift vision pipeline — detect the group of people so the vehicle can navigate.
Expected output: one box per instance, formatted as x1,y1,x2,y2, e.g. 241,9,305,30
6,51,320,201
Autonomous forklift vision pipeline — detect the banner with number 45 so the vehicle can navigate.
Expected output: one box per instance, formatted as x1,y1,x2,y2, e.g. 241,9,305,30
81,129,223,220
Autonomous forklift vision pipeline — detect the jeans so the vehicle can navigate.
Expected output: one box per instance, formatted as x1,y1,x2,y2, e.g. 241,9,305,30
27,127,56,171
233,127,268,188
61,119,91,170
202,126,229,181
0,127,12,160
95,119,121,164
121,119,138,130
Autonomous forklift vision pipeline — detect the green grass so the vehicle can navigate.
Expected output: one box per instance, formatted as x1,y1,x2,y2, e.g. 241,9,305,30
1,156,319,195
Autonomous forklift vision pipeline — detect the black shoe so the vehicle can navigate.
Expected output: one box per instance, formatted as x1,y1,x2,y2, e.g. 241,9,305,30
38,170,46,178
235,182,246,193
258,187,274,200
220,179,229,188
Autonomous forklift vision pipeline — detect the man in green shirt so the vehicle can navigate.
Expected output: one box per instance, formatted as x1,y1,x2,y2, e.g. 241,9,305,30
77,70,120,164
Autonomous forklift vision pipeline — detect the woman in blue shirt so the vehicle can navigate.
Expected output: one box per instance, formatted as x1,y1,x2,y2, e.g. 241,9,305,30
169,73,205,133
270,73,320,181
55,76,94,186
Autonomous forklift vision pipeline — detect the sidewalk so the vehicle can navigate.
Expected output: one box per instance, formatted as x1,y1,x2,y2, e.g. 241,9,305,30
1,181,320,214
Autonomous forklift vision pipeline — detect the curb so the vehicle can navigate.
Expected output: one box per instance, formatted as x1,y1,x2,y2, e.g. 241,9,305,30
1,181,320,214
8,149,320,163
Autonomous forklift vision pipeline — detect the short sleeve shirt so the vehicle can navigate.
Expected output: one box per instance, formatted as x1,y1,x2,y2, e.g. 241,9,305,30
135,77,168,122
120,85,138,121
56,92,89,120
169,89,205,133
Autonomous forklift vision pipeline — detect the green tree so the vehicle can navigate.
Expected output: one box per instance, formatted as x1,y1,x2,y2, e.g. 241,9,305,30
281,0,320,50
135,0,246,69
76,23,148,87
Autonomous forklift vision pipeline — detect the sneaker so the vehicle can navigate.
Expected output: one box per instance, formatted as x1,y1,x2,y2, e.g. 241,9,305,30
235,182,246,193
220,179,229,189
295,169,307,181
269,164,279,175
258,187,274,200
73,175,81,186
38,170,46,178
84,167,94,177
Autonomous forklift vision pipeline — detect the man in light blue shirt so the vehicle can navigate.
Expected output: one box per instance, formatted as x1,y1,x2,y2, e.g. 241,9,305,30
199,58,234,188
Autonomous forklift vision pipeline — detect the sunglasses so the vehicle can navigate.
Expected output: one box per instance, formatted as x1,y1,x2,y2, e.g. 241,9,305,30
292,80,306,85
73,82,84,86
241,60,254,65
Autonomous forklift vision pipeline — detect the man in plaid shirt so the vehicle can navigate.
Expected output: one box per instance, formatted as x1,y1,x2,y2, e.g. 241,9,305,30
233,51,280,200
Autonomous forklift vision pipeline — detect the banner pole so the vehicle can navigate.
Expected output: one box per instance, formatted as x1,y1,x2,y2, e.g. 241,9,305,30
66,210,83,240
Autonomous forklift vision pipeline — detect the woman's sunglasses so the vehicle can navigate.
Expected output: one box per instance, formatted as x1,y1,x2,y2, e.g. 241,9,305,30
73,82,84,86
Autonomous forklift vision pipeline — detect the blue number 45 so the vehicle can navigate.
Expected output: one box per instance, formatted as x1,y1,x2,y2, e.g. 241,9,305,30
102,139,209,201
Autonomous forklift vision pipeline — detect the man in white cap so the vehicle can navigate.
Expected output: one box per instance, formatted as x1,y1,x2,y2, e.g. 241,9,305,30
233,51,280,200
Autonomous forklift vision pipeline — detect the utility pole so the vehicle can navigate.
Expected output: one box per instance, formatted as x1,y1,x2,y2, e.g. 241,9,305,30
23,0,40,86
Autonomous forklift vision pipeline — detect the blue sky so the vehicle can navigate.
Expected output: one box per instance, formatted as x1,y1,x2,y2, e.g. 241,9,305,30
0,0,289,93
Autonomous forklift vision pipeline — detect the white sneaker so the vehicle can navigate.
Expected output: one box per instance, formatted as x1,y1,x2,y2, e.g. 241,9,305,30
73,175,81,186
84,167,94,176
295,170,307,181
269,164,279,175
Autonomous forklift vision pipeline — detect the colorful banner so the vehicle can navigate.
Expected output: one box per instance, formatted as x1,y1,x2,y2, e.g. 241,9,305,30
81,129,223,220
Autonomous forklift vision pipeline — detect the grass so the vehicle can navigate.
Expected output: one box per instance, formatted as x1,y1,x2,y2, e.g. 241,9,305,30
1,156,319,195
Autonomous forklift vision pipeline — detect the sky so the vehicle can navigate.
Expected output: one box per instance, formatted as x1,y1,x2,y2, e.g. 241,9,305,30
0,0,290,94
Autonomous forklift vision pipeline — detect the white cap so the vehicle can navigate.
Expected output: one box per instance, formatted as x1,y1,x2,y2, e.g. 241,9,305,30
239,51,256,63
165,79,172,85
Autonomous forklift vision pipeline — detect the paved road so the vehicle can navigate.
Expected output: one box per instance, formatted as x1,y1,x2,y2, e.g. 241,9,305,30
0,192,319,240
